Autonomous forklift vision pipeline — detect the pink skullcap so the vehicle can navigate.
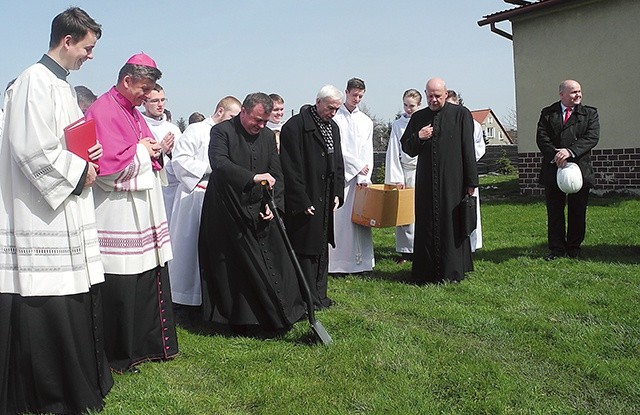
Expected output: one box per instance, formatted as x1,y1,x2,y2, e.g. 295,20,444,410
125,52,157,68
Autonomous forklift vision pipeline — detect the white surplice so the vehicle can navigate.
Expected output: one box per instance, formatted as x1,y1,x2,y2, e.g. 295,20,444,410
384,113,417,254
0,63,104,296
471,120,486,252
328,104,375,273
142,112,182,229
93,144,172,274
168,118,215,305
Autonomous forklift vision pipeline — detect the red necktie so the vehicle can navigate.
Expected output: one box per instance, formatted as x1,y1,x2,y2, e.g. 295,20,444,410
563,107,572,124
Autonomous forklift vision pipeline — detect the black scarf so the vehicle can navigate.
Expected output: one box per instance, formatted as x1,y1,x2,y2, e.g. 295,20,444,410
309,105,334,153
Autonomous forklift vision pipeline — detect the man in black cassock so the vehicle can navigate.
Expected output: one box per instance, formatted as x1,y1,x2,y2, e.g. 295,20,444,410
279,85,345,310
198,93,305,333
401,78,478,283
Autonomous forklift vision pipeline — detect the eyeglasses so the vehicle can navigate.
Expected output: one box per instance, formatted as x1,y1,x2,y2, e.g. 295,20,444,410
147,98,168,104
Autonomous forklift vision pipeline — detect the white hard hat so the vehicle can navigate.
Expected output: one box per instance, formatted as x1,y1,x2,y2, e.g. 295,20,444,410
556,162,583,194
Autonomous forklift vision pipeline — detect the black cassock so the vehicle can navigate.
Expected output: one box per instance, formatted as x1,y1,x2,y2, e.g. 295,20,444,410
198,117,305,329
401,103,478,283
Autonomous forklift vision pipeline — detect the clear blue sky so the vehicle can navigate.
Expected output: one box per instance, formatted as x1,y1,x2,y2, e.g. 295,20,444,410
0,0,515,125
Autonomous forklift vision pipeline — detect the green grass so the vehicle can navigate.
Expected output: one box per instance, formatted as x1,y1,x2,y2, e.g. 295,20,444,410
97,174,639,414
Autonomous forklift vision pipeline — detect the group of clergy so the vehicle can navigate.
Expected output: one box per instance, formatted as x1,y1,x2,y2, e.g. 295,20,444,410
0,6,480,414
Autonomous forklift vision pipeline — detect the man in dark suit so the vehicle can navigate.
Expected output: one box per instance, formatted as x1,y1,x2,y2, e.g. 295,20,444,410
279,85,345,309
536,80,600,260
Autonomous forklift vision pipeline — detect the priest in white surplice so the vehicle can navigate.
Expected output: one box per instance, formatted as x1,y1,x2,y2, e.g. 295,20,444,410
0,8,112,414
328,78,375,274
384,89,422,263
170,96,240,308
446,90,486,252
141,83,180,228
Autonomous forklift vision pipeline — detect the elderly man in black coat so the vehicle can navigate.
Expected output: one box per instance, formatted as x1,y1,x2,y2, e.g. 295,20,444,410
279,85,345,309
536,80,599,260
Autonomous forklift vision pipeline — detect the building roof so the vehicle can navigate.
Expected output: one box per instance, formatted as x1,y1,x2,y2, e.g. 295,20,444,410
471,108,515,144
471,109,492,125
478,0,584,27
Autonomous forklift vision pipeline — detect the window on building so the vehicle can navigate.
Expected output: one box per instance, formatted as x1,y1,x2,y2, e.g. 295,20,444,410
487,127,495,138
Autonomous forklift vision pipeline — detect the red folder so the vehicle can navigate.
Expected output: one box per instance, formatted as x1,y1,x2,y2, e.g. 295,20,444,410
64,117,97,163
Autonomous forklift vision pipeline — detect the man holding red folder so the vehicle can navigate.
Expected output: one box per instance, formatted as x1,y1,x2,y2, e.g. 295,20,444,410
0,7,112,414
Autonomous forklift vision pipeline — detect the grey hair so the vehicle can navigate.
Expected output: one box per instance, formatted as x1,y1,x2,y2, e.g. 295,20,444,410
242,92,273,113
316,84,344,102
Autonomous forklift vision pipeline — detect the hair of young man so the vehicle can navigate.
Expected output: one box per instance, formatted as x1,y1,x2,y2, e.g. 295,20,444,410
346,77,366,92
242,92,273,114
216,96,242,112
49,7,102,49
152,83,164,92
316,84,344,102
117,63,162,83
446,89,460,104
403,88,422,104
74,85,96,102
188,112,206,124
268,93,284,104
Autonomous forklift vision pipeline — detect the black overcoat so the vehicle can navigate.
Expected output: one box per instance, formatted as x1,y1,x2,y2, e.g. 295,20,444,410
279,106,345,256
198,117,305,329
401,103,478,282
536,101,600,188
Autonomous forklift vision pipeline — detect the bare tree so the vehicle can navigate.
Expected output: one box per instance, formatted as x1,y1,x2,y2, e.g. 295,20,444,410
359,103,392,152
503,107,517,130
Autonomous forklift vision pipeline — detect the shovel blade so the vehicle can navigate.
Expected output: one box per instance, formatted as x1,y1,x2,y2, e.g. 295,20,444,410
311,320,332,345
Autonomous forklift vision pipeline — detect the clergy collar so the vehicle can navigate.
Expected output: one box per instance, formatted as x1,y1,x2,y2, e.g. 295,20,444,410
38,54,69,81
142,111,167,125
109,86,135,111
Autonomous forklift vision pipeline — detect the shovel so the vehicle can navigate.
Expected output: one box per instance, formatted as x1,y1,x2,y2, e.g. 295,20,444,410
262,183,333,345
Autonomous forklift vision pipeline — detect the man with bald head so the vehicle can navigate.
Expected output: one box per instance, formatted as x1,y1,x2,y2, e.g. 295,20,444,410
536,80,599,260
401,77,478,283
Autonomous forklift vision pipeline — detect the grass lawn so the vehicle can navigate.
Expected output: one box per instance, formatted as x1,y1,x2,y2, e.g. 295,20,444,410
98,174,639,415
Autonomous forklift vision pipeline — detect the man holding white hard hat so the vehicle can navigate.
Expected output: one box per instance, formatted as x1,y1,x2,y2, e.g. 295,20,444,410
536,80,599,260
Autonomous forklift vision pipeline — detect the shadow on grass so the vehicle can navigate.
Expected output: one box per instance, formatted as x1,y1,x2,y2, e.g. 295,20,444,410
474,243,640,265
175,313,331,346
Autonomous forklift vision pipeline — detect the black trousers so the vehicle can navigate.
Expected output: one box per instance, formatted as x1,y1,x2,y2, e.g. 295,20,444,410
296,251,331,309
545,183,590,255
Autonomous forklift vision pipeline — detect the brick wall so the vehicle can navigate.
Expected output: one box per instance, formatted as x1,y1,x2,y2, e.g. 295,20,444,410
518,147,640,195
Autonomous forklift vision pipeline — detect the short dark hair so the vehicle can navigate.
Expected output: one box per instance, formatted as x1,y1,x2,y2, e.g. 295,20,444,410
152,83,164,92
49,7,102,49
188,112,206,124
346,77,366,91
242,92,273,114
117,63,162,83
74,85,97,103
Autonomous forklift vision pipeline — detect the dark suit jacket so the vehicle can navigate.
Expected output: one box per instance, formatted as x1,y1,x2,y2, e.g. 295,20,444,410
536,101,600,187
279,106,345,255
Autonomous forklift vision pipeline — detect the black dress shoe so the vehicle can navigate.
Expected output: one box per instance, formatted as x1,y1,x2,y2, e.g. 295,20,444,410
544,253,561,261
566,250,580,259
